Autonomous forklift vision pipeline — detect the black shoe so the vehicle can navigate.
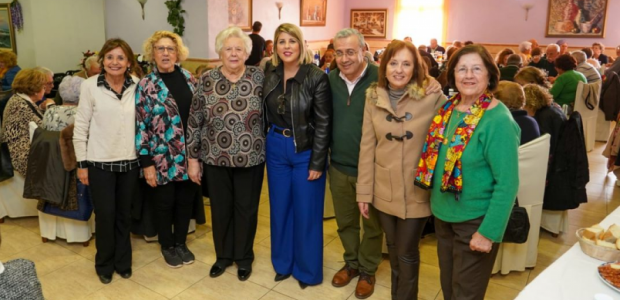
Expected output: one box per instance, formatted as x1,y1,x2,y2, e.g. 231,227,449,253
118,269,132,279
209,264,229,278
275,273,291,282
298,280,309,289
162,247,183,268
98,274,112,284
237,268,252,281
175,244,195,265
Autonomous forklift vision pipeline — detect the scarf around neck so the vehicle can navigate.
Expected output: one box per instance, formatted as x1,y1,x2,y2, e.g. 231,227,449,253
414,92,493,198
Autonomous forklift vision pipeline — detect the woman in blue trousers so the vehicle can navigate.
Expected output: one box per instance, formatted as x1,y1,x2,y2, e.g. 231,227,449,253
263,23,332,289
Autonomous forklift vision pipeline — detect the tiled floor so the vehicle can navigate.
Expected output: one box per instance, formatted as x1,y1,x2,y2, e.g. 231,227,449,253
0,142,615,300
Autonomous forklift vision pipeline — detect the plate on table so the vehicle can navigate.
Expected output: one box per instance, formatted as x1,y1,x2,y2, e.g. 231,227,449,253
598,262,620,293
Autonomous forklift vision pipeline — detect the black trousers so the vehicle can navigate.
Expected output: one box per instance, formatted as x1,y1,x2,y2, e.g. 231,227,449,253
88,166,139,275
378,211,428,300
435,217,499,300
205,163,264,268
150,180,199,248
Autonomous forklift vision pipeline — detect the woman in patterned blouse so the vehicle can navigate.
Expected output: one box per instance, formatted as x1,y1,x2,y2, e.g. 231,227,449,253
187,26,265,282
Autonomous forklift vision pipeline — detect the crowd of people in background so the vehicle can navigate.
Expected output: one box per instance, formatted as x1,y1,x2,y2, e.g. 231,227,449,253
3,19,620,300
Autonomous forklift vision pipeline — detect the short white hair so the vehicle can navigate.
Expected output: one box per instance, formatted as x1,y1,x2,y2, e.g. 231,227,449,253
215,26,252,56
571,51,587,64
519,41,532,53
546,44,560,52
36,66,53,77
334,28,365,49
58,75,85,104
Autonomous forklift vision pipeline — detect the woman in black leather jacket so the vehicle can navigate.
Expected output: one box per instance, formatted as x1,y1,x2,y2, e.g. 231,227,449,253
263,23,332,289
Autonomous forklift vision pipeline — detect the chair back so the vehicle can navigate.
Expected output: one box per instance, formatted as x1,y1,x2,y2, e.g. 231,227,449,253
517,134,550,206
574,81,602,151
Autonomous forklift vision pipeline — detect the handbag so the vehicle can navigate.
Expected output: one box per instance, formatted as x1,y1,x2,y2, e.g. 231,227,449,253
502,197,530,244
42,179,93,221
0,141,14,182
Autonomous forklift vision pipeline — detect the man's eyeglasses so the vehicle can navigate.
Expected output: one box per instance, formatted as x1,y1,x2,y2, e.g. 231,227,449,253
277,94,286,115
155,46,176,53
335,49,359,58
45,82,54,87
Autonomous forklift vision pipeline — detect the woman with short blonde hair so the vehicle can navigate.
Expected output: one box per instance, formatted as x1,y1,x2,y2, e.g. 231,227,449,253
0,49,20,90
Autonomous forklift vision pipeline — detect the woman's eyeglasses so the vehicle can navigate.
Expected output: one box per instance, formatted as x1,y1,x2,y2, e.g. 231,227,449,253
155,46,176,53
277,94,286,115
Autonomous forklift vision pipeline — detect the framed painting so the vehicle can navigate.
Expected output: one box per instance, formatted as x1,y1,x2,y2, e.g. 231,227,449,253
350,9,387,38
300,0,327,27
545,0,608,37
228,0,252,31
0,4,15,53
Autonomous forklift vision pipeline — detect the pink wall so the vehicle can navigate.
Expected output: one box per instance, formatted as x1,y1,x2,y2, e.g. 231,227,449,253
345,0,396,40
447,0,620,47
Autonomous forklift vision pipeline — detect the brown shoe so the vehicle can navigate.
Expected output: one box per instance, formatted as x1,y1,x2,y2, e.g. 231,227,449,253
355,273,375,299
331,264,360,287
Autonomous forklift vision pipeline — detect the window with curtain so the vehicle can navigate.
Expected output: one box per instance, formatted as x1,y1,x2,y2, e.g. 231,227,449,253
394,0,445,48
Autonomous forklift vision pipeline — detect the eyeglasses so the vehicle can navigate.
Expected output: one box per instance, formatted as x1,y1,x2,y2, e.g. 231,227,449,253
335,49,359,58
277,94,286,115
155,46,176,53
45,82,54,87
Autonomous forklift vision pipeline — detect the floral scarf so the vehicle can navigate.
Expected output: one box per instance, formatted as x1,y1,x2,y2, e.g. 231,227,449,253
414,92,493,197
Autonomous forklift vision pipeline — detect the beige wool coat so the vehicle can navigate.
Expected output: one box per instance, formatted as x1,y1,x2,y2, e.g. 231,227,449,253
357,81,447,219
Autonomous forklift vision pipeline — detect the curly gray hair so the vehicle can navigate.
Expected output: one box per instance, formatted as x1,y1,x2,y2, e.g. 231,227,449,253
58,75,85,105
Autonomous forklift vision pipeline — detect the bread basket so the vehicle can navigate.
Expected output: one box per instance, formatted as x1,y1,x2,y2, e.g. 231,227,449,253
576,228,620,262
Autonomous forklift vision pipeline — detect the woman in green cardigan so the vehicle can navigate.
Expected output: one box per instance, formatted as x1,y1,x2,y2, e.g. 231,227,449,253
415,45,520,300
549,54,586,108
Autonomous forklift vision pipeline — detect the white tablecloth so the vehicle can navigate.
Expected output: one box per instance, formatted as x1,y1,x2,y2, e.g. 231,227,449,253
516,207,620,300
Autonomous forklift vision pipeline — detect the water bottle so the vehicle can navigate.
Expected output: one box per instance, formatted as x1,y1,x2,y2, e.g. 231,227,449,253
325,63,330,74
313,51,320,66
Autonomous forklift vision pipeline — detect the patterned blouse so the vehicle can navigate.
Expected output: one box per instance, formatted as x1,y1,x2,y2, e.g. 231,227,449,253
43,105,77,131
187,66,265,167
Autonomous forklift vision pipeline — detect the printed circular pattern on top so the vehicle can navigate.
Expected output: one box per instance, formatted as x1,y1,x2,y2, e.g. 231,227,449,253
217,131,233,149
231,98,248,112
253,138,264,154
249,96,261,110
206,93,218,105
217,155,231,167
239,133,252,152
216,80,231,95
224,113,241,130
212,102,229,117
251,68,264,84
233,154,248,167
246,110,261,131
237,80,253,97
202,78,214,93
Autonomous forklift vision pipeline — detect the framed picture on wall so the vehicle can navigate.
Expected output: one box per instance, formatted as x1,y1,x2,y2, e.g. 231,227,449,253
300,0,327,27
350,9,387,38
0,4,16,53
228,0,252,31
545,0,608,37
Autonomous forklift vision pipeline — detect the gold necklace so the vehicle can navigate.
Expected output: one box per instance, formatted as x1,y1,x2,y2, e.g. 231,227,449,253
443,110,465,144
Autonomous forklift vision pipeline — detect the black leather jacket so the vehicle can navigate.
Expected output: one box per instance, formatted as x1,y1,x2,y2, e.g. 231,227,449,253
263,63,332,171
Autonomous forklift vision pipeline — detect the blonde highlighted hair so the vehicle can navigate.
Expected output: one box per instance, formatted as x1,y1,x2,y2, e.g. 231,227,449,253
494,81,525,110
142,30,189,63
12,68,48,95
523,84,553,112
271,23,312,67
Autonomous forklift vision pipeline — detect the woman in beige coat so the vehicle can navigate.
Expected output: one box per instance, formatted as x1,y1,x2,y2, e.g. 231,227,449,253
357,40,446,300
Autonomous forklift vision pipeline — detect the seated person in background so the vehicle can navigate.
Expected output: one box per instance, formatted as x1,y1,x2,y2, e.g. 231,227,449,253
264,39,274,57
592,42,608,65
0,49,20,90
451,40,463,49
529,39,539,51
514,66,552,89
499,54,522,81
587,58,602,70
523,84,566,154
557,39,568,55
403,36,412,43
44,75,83,130
549,54,587,108
530,48,542,64
571,51,601,83
362,42,375,65
519,41,532,63
495,48,515,68
422,56,440,78
464,40,474,46
320,49,335,71
55,55,101,105
194,64,212,76
35,67,56,111
581,47,593,59
427,38,445,54
529,44,559,80
494,81,540,145
418,46,438,69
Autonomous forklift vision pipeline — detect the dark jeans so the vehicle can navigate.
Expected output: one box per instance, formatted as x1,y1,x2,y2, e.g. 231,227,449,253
435,217,499,300
205,163,265,268
378,211,427,300
150,180,199,248
88,166,139,275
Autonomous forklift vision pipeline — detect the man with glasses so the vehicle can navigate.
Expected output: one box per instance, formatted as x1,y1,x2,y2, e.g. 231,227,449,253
35,66,56,110
328,28,382,299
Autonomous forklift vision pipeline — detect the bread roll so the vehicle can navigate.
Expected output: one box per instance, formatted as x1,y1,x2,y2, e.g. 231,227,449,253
615,238,620,250
583,226,605,241
596,240,618,249
611,263,620,270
